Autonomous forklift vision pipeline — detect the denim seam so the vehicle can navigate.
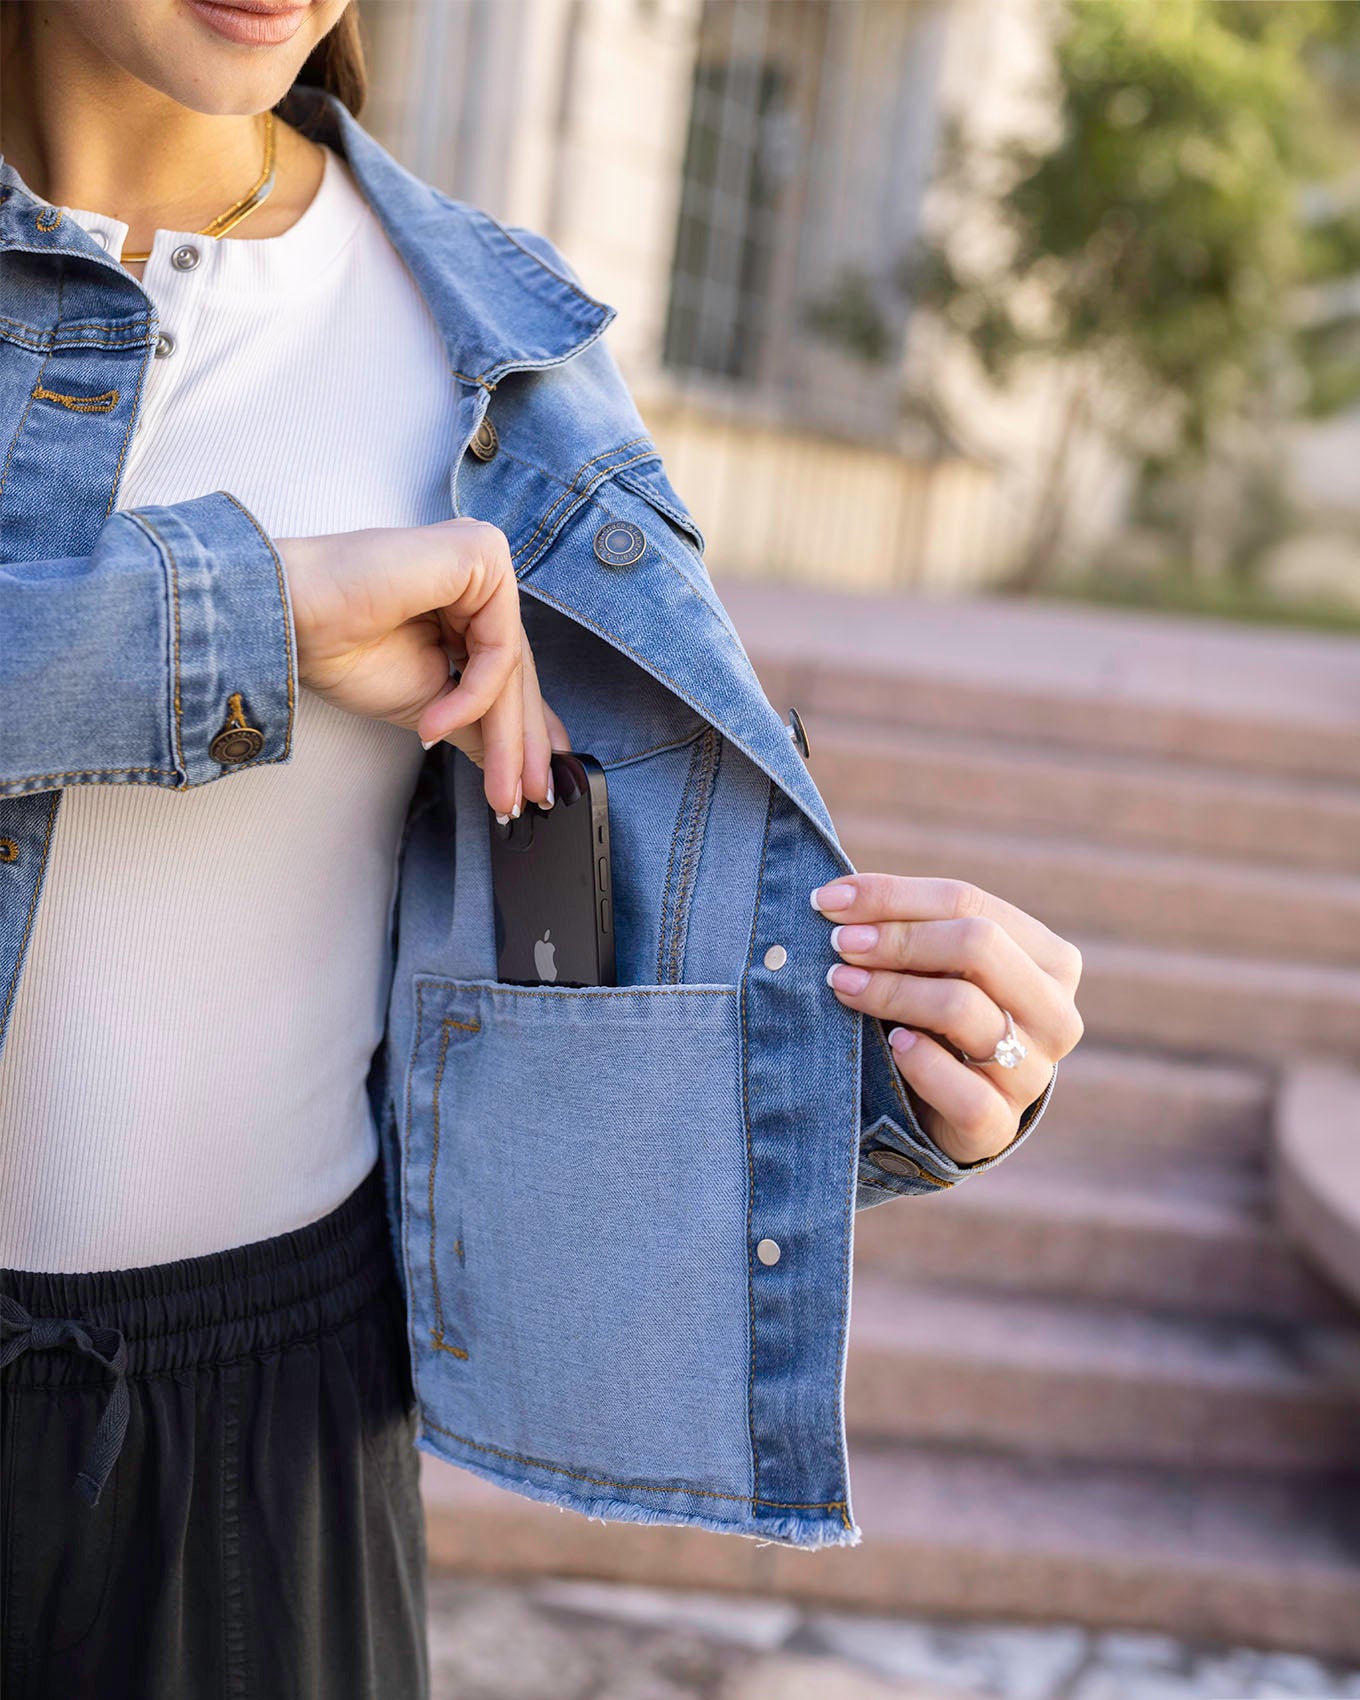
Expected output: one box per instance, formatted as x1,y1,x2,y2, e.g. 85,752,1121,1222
0,768,176,793
426,1016,477,1361
401,983,428,1406
655,731,705,984
493,434,651,501
511,442,655,565
124,511,186,774
514,581,841,870
422,981,735,1002
0,305,56,505
101,330,153,521
0,314,155,351
739,777,778,1506
659,726,719,984
0,790,58,1043
599,726,708,771
420,1417,847,1514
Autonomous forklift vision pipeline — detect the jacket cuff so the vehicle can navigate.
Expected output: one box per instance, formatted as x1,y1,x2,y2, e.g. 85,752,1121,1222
855,1013,1059,1210
121,491,297,786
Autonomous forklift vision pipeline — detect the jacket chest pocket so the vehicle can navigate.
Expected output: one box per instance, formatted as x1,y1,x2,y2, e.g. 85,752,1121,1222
403,973,755,1501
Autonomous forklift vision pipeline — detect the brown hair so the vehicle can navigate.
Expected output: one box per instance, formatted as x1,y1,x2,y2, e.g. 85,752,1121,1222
289,2,367,118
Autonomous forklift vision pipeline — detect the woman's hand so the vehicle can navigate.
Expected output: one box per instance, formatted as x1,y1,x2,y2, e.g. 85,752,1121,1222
277,519,568,819
812,873,1084,1167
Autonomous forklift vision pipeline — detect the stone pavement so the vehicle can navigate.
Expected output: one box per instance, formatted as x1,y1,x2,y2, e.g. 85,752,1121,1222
426,1577,1360,1700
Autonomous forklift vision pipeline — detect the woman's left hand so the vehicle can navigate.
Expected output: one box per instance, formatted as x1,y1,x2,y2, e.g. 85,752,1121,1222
812,873,1085,1167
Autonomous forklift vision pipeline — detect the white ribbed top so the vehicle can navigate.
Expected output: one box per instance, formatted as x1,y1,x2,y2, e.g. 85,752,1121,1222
0,142,453,1271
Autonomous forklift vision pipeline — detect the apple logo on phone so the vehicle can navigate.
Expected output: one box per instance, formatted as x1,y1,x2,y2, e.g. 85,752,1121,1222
534,928,557,983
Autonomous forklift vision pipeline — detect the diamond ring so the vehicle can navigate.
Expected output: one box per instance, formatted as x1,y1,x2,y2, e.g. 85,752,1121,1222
958,1008,1028,1070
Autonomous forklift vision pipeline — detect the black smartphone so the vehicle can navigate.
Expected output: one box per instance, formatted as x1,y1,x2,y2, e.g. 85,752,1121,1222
489,751,615,987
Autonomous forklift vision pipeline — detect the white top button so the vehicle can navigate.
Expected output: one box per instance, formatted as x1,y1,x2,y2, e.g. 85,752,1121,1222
763,945,787,971
756,1238,781,1266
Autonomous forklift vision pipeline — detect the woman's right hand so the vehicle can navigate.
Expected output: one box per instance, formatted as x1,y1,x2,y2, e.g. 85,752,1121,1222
276,519,566,819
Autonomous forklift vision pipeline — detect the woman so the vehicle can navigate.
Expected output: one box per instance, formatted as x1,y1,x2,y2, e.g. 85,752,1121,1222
0,3,1084,1697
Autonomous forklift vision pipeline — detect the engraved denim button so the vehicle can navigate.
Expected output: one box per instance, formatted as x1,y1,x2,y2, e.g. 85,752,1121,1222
209,692,264,765
786,706,811,759
154,332,175,359
593,520,646,567
763,945,787,971
755,1238,781,1266
870,1149,923,1179
469,416,498,461
171,243,201,271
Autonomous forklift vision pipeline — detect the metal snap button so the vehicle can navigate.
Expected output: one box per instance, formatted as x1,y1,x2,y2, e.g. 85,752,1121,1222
756,1238,781,1267
786,706,811,759
154,332,175,359
870,1149,923,1179
171,243,201,271
89,228,110,250
469,417,499,461
763,945,787,971
209,692,264,765
593,520,646,567
0,838,17,864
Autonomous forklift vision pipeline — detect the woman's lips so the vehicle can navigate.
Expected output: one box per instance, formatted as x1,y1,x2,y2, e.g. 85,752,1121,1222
183,0,308,47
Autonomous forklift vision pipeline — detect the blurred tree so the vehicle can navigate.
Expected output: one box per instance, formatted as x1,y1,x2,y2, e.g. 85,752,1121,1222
915,0,1360,590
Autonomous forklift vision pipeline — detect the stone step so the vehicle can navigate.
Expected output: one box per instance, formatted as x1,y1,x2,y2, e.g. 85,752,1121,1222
853,1157,1356,1325
1018,1044,1270,1170
725,580,1360,783
836,815,1360,967
806,717,1360,875
1072,937,1360,1066
420,1445,1360,1658
846,1278,1360,1472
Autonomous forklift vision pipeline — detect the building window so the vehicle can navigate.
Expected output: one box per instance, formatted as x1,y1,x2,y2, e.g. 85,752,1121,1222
663,0,824,387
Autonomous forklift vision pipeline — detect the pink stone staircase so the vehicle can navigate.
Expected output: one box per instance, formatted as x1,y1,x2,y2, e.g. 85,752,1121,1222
421,587,1360,1657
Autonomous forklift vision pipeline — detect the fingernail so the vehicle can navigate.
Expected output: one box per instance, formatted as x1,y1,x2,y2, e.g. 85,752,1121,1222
888,1025,919,1054
811,884,854,913
511,780,522,819
826,963,870,994
421,738,437,751
543,776,555,810
830,924,878,954
495,812,510,825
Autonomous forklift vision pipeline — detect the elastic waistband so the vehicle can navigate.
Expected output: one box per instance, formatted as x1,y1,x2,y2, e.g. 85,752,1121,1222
0,1159,395,1389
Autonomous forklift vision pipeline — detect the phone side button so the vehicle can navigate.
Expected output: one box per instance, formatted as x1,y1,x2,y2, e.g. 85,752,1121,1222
599,896,610,934
597,856,609,892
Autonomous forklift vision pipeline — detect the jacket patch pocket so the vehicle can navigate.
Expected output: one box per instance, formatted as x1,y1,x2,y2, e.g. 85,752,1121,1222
405,975,753,1503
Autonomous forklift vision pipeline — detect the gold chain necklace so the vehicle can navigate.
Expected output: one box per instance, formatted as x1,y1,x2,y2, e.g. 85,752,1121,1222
121,109,276,265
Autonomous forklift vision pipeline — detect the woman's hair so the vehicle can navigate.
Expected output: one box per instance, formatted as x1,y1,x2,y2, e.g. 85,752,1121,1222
289,3,368,119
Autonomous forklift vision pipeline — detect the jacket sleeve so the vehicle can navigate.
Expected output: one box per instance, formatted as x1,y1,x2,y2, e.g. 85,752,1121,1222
855,1011,1058,1209
0,490,296,795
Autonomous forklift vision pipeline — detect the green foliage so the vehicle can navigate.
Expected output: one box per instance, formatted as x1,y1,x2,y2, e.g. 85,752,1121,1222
923,0,1360,452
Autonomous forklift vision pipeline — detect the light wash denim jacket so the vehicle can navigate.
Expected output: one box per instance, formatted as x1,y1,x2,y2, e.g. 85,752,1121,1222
0,84,1055,1548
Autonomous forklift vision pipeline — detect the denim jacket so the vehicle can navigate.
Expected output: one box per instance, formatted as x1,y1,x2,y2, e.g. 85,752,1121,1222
0,84,1055,1548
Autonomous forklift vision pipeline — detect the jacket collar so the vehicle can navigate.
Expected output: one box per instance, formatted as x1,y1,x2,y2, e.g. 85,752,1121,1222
0,82,615,391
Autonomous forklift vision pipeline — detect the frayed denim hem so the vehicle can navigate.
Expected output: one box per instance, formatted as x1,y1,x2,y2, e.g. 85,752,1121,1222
414,1423,862,1551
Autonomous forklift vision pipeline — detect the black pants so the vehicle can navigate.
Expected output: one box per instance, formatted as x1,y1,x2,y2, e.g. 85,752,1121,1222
0,1159,430,1700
